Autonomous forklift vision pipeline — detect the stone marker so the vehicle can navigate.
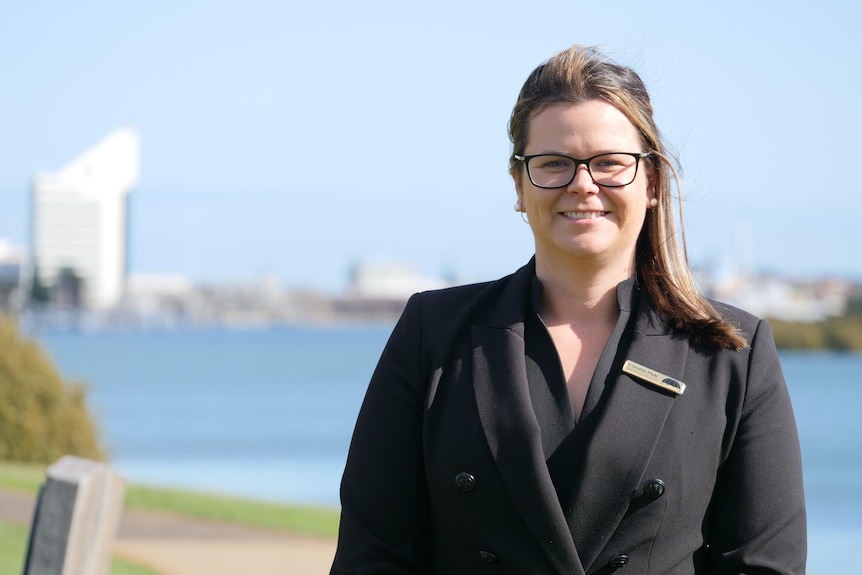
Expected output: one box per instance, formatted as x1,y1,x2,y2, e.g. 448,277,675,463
23,455,126,575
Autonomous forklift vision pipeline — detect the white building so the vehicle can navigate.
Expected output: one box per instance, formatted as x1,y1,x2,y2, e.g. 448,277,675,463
32,128,139,309
347,260,450,300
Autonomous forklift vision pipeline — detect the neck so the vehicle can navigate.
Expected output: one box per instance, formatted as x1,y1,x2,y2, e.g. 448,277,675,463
534,255,632,326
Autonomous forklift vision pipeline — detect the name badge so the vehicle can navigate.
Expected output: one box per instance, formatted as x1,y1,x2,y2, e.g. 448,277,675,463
622,360,686,395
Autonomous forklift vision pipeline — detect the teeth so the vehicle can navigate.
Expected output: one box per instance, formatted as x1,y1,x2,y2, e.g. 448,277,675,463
563,211,604,220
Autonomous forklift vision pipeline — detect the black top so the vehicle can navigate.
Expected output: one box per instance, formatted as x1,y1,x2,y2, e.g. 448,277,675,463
525,275,639,505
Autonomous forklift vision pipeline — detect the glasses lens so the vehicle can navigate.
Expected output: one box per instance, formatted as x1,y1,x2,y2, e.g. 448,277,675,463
588,153,639,187
526,155,576,188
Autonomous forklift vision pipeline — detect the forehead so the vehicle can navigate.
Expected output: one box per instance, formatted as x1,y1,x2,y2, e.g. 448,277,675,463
526,99,641,154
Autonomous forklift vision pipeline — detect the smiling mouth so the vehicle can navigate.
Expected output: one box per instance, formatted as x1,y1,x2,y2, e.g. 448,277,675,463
561,211,608,220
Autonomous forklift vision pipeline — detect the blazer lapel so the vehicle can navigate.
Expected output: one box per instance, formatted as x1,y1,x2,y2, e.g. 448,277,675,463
565,301,690,570
472,262,584,575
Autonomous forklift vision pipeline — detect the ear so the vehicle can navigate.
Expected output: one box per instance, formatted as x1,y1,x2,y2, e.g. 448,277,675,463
646,171,657,207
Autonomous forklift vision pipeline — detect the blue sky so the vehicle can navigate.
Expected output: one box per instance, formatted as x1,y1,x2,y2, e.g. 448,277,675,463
2,1,860,292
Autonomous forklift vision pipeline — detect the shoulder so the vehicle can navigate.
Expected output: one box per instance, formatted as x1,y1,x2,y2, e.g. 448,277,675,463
708,298,782,356
398,261,533,337
708,298,763,340
407,262,530,319
403,277,508,333
408,279,498,315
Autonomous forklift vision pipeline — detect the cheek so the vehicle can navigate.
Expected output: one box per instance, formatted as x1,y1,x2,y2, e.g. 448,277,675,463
616,190,651,224
634,179,654,210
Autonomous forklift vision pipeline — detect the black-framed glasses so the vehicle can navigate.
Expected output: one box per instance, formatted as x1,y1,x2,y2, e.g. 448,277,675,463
514,151,651,189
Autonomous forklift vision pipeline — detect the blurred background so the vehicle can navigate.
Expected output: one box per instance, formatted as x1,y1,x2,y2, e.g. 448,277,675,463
1,1,861,573
2,0,861,293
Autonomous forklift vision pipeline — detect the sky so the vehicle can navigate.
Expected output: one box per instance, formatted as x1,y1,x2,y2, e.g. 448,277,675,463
1,0,861,293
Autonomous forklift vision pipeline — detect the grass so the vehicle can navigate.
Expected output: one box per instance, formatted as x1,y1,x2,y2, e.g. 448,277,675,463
0,461,45,492
0,461,340,538
0,521,30,575
0,460,340,574
125,485,340,537
0,521,159,575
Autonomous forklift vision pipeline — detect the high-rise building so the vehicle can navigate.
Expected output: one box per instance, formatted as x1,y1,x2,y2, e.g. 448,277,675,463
31,128,139,309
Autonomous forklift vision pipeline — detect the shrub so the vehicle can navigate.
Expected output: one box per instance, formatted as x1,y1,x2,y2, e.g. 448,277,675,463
768,315,862,352
767,318,827,350
0,316,103,463
823,316,862,351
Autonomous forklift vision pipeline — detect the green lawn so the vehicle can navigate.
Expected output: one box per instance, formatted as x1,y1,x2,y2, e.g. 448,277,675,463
0,461,340,537
0,461,340,575
0,521,32,575
125,485,340,537
0,461,45,492
0,521,159,575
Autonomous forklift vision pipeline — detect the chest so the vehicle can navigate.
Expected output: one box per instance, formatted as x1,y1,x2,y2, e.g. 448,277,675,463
544,322,614,421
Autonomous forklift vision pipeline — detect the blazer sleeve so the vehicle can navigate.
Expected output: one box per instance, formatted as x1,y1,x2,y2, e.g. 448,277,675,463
707,319,807,574
330,294,431,575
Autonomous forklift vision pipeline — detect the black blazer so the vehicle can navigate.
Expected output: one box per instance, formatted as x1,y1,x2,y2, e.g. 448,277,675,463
331,260,806,575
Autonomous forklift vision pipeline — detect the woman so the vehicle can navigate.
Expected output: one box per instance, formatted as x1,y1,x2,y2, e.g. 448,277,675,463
330,45,806,575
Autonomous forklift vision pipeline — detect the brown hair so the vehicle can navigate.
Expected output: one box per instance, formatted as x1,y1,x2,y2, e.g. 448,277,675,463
508,45,746,350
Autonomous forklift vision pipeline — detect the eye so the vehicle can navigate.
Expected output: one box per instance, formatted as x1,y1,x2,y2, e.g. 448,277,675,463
533,155,573,171
591,153,636,174
593,155,625,168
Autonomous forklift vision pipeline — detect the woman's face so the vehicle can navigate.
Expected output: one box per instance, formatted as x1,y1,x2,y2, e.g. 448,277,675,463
513,99,654,276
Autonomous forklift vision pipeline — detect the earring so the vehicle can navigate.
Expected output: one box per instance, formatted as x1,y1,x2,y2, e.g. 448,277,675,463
514,201,529,223
649,198,658,208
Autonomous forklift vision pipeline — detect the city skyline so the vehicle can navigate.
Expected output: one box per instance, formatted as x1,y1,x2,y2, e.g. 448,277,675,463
2,1,861,292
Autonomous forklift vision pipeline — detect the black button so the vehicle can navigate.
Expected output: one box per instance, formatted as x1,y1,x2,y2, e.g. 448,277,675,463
479,550,497,563
608,554,629,568
455,472,476,492
643,478,665,499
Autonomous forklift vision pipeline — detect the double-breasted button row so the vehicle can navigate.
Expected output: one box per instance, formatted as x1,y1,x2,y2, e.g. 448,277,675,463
643,478,665,499
455,472,476,492
599,478,661,571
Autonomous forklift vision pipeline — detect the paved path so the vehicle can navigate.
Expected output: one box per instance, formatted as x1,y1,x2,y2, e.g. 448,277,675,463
0,489,336,575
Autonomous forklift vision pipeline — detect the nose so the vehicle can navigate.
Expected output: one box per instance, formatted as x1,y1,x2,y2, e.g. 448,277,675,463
567,164,598,195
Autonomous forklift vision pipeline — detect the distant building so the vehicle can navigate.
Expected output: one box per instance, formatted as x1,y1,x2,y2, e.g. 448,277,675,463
332,260,451,321
347,260,450,300
31,128,139,309
699,267,852,322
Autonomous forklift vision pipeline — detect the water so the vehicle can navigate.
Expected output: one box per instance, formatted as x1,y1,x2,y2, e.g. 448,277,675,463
778,352,862,574
31,327,862,574
34,325,392,506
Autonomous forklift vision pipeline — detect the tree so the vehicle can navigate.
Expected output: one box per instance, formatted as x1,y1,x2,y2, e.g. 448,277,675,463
0,316,103,463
